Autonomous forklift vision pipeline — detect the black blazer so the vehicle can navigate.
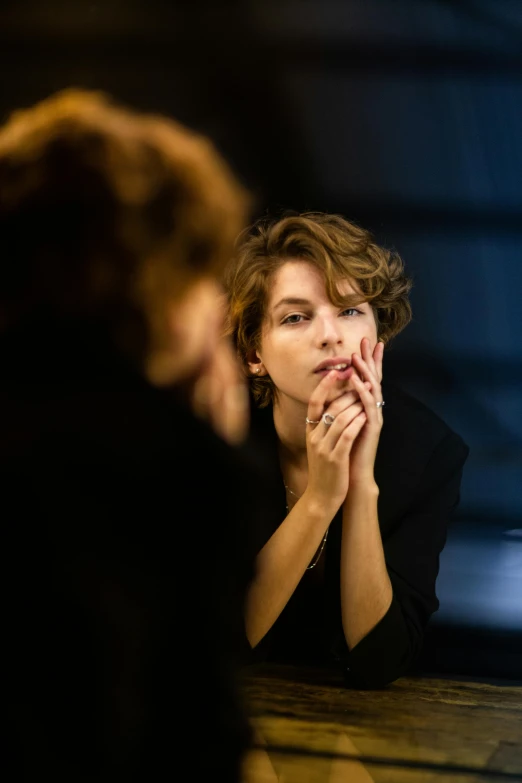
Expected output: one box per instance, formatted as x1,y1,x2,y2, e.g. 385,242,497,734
244,381,470,688
2,320,257,781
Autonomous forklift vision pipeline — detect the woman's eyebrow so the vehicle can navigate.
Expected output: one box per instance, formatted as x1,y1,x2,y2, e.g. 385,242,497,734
272,297,312,311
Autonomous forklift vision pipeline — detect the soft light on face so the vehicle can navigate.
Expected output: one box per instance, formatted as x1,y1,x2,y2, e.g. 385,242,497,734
147,276,225,387
251,260,378,409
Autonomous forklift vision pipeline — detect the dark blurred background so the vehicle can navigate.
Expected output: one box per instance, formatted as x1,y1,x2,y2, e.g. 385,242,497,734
1,0,520,679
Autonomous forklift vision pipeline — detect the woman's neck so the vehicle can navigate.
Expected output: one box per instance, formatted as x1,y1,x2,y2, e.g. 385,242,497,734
273,396,309,469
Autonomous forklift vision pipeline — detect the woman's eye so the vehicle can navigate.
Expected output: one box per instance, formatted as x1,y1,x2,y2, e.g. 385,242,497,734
342,308,361,317
282,314,305,325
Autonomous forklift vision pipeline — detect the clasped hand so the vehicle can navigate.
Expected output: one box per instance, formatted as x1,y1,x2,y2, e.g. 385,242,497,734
304,338,384,512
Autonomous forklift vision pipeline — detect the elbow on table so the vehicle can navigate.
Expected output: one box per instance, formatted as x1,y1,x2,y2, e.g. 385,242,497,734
343,635,422,689
344,665,405,690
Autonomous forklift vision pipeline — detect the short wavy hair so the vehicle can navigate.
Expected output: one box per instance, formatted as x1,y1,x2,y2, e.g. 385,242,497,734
0,88,248,365
224,212,412,408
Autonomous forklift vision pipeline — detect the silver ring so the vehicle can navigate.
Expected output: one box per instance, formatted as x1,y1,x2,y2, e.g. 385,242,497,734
322,413,335,426
305,417,321,425
376,401,385,408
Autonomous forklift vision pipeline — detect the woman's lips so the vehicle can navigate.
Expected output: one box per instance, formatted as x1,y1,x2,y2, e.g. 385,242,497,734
314,366,354,381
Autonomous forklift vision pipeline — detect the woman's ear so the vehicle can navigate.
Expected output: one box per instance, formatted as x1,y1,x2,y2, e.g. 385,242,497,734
246,348,267,377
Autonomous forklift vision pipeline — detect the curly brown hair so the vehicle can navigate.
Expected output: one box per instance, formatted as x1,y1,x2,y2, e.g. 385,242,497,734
0,88,249,366
224,212,412,408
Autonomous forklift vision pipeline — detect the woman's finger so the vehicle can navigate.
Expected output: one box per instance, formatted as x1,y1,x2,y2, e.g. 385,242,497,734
321,401,365,448
362,337,378,380
323,387,366,418
351,353,380,393
351,372,383,421
306,369,342,427
331,410,367,457
374,340,384,383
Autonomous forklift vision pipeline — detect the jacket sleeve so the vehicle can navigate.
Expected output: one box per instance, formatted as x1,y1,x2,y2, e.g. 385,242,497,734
342,431,469,688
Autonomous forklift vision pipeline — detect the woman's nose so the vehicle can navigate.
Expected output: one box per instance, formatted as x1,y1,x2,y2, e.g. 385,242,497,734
317,317,343,348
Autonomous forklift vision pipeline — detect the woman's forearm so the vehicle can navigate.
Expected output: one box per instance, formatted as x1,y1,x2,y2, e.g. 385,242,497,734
245,492,334,648
340,481,392,650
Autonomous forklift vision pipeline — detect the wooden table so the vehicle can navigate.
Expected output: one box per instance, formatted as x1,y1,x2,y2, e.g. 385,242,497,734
241,664,522,782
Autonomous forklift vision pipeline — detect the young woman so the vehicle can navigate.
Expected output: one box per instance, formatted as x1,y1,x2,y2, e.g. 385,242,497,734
226,212,469,688
1,89,255,781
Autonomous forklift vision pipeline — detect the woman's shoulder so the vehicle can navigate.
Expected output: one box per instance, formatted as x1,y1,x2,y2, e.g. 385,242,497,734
381,381,468,456
376,382,469,518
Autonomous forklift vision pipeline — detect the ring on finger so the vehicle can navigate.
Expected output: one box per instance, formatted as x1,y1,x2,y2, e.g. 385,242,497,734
322,413,335,426
306,416,321,425
376,400,385,408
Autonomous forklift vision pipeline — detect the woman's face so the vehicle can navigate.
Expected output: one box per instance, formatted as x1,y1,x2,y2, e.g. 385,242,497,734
251,260,379,407
147,276,225,386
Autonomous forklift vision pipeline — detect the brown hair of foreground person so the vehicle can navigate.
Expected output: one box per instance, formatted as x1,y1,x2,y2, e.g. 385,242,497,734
0,88,249,385
225,212,412,407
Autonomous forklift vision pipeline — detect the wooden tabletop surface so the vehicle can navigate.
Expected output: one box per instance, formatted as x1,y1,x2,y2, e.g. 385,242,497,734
240,664,522,782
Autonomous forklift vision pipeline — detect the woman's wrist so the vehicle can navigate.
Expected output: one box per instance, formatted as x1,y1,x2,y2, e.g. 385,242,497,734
347,477,380,498
301,487,341,522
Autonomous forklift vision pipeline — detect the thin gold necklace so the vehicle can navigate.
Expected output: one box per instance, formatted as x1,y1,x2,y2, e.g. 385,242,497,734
284,483,329,570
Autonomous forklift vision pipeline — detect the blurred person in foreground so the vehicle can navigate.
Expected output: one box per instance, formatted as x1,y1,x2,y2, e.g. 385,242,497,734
225,213,469,688
0,89,255,781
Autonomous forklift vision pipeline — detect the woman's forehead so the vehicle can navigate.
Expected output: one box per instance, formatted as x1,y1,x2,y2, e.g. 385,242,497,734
267,259,357,305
